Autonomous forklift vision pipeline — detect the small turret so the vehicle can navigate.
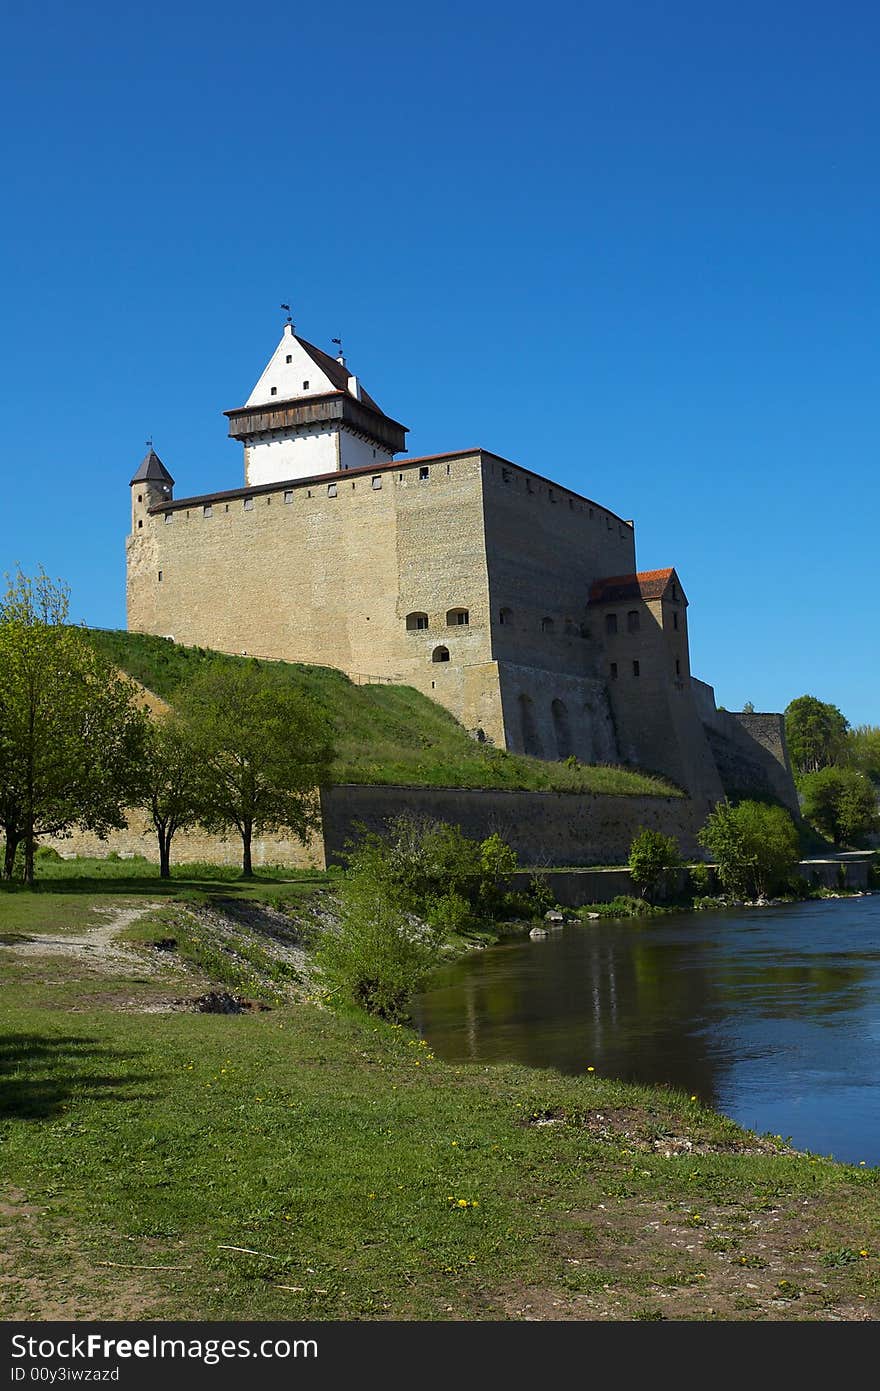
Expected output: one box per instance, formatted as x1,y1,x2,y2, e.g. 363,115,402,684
130,448,174,534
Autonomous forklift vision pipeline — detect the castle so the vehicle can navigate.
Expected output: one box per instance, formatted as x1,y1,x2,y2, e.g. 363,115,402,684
127,321,797,817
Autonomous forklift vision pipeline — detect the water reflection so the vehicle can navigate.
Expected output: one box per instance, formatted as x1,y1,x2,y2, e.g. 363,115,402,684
413,896,880,1164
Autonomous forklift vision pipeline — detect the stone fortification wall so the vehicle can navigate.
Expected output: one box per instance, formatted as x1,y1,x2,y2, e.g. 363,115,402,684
692,680,800,816
41,817,324,869
495,663,618,763
319,784,703,866
128,451,506,742
481,453,636,680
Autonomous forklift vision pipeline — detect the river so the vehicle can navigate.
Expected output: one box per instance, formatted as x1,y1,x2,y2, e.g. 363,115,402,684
413,894,880,1165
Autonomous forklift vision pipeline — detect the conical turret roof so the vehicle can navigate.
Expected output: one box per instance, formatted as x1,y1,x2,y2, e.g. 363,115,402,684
130,448,175,487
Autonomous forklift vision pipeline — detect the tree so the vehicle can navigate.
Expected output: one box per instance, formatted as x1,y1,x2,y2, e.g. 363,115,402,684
799,767,877,846
697,800,800,900
845,725,880,785
139,715,203,877
178,661,334,877
785,695,849,775
627,828,682,902
0,568,147,885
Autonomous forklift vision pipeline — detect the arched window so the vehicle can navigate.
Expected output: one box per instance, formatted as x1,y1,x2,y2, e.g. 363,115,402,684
499,606,513,626
446,607,469,626
432,646,450,663
627,610,640,634
541,616,554,633
406,612,429,631
605,613,618,635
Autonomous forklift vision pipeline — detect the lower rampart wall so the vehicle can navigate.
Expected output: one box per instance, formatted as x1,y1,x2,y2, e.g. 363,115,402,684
320,784,703,866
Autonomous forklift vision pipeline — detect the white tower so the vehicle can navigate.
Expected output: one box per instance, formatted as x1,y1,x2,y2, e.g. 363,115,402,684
224,322,408,486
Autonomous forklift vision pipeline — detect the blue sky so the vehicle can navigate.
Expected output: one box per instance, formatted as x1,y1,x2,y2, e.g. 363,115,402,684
1,1,877,724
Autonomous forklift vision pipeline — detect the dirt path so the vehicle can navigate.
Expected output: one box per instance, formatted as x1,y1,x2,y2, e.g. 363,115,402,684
1,904,160,972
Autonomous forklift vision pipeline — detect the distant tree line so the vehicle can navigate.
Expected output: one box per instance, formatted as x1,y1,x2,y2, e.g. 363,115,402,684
0,568,333,885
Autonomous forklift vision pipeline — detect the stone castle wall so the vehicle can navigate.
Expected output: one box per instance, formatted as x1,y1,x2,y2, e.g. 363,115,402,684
319,784,704,866
44,785,702,870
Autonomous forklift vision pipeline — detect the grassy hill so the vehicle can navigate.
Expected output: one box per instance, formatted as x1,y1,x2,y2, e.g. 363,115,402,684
86,628,682,798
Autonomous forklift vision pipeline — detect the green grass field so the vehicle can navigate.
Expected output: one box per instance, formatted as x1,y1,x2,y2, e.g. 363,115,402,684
85,628,682,797
2,877,879,1322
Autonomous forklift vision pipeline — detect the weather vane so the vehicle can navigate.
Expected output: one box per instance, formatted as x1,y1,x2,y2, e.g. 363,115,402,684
281,302,293,326
332,336,344,359
145,437,153,449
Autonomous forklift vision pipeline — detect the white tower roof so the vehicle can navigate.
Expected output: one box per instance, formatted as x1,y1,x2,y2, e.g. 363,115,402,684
245,323,383,412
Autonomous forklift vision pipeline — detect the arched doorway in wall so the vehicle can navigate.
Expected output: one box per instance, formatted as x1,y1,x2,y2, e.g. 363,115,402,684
518,693,543,758
551,698,573,759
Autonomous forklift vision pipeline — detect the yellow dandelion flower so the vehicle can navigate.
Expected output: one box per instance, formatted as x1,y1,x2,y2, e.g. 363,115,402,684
458,1199,468,1207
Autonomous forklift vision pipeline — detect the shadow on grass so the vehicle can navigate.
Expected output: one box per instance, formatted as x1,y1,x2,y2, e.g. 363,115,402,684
0,873,330,900
0,1034,158,1119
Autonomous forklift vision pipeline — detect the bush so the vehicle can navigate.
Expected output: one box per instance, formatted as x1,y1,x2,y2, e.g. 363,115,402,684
315,815,519,1019
316,873,444,1022
689,862,713,895
34,845,63,863
698,800,800,899
576,895,660,920
627,828,682,901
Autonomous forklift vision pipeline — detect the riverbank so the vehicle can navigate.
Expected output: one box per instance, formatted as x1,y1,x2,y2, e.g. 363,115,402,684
2,877,880,1321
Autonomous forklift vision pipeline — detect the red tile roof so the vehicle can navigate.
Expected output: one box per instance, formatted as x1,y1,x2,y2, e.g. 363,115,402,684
589,568,684,604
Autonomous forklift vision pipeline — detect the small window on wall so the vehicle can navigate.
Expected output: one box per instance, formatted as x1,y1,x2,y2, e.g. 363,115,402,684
605,613,617,635
632,660,640,677
137,493,143,502
203,505,213,518
158,570,163,582
447,608,469,626
243,497,254,511
541,616,554,633
302,380,310,389
164,512,173,524
270,387,278,396
284,490,294,503
673,612,679,630
627,610,640,633
372,476,382,490
432,646,450,663
327,483,337,497
610,662,618,679
419,467,430,480
286,354,292,363
406,612,429,630
499,607,513,626
137,520,143,529
675,658,681,676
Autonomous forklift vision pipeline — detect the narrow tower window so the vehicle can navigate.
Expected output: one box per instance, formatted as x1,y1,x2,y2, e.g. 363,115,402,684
270,387,278,396
499,607,513,626
406,612,429,631
605,613,617,635
627,610,640,633
632,660,640,677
